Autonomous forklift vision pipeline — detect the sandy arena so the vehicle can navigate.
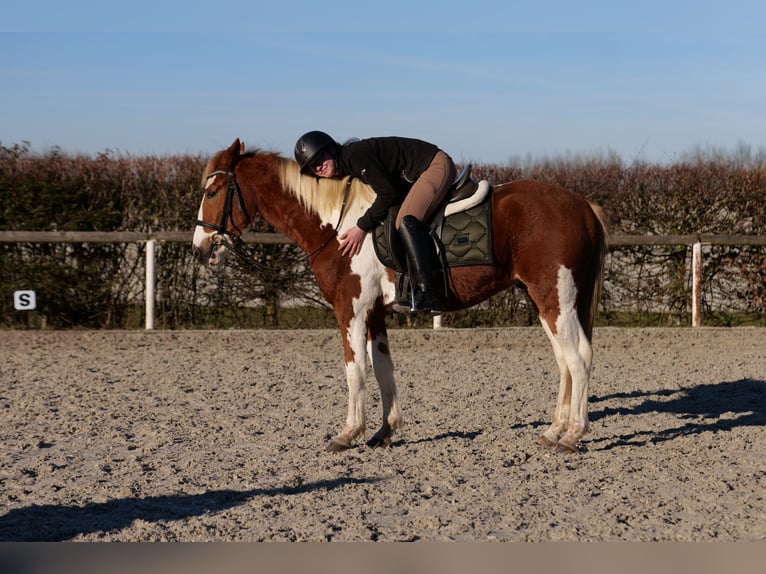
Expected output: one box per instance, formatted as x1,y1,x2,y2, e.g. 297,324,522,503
1,327,764,541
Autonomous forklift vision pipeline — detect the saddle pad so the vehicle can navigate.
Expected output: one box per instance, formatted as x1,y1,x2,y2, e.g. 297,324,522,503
440,198,494,267
373,195,493,270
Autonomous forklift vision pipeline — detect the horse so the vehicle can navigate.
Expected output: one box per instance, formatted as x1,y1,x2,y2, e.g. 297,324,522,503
193,138,608,454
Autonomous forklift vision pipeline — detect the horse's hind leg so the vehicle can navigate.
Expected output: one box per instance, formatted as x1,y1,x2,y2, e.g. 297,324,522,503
539,316,592,452
538,320,572,447
536,267,593,453
559,325,592,452
366,325,402,448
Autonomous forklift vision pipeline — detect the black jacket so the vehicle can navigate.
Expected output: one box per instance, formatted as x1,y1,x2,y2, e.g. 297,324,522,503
335,137,440,232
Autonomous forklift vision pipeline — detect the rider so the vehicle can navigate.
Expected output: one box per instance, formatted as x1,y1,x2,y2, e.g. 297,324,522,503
294,131,457,315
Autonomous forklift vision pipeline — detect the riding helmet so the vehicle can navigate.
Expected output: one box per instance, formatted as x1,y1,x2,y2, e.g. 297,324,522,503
294,131,339,174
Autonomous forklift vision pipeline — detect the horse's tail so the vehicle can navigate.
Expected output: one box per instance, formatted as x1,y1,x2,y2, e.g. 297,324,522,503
581,200,609,340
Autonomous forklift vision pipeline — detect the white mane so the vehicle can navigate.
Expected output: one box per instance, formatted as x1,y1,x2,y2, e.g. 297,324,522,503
278,158,375,221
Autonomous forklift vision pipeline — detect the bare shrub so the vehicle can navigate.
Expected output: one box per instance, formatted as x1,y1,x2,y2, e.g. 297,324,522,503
1,143,763,328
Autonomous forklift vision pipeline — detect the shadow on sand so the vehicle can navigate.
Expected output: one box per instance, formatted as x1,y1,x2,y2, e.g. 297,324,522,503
0,476,382,542
588,378,765,449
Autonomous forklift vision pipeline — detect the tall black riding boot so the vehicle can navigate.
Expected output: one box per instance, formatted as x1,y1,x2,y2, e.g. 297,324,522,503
391,215,441,316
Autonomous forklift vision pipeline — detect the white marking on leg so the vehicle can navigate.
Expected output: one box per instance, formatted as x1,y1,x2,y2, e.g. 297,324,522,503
554,266,592,445
540,319,571,443
342,313,369,443
368,333,401,440
342,359,366,442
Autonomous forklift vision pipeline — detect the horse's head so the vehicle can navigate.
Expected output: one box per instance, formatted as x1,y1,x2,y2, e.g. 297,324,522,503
193,138,253,266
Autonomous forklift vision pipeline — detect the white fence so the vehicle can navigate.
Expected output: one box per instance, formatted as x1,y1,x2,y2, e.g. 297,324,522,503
2,231,765,329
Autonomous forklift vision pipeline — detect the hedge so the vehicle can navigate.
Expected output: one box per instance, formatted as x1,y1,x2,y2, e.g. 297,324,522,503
1,141,764,328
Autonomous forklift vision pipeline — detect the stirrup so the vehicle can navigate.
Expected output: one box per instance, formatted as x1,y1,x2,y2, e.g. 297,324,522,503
392,288,418,315
392,273,415,314
392,299,416,315
391,290,440,316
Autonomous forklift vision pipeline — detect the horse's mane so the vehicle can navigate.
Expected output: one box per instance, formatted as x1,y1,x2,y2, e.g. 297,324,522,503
277,158,375,218
204,145,375,221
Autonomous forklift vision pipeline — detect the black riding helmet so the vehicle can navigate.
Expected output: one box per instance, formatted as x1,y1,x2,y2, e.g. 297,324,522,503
294,130,339,174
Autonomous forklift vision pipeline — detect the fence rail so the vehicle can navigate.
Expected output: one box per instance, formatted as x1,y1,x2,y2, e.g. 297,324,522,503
0,230,289,244
2,231,765,329
3,230,766,246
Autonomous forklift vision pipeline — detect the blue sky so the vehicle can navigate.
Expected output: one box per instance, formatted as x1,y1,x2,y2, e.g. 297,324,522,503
2,1,765,165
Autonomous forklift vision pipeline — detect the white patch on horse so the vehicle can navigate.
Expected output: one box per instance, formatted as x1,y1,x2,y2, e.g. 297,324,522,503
554,265,592,365
349,238,396,308
192,204,211,250
546,264,592,443
554,265,592,368
555,265,578,339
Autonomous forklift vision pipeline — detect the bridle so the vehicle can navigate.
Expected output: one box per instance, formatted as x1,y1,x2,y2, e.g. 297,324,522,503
194,168,263,269
195,169,250,241
194,166,351,273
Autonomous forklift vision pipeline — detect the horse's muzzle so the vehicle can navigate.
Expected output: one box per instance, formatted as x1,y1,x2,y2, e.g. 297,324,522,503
192,239,227,267
207,245,227,266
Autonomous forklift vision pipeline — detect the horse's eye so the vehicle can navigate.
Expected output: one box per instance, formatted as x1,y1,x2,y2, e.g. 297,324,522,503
206,190,219,200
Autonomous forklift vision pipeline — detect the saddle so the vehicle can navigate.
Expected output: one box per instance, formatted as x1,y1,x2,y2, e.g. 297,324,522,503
373,164,494,294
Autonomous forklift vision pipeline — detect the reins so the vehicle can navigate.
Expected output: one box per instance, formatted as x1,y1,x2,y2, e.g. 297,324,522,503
195,168,352,275
304,177,351,261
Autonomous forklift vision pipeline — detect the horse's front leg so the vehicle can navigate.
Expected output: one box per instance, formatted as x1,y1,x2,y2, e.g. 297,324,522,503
327,315,370,452
366,307,402,448
326,358,367,452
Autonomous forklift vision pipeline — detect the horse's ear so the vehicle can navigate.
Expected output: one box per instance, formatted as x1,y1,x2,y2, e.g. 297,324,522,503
228,138,245,156
226,138,242,154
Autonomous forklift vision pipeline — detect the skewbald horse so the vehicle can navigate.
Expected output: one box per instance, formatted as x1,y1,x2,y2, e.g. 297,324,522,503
193,139,608,454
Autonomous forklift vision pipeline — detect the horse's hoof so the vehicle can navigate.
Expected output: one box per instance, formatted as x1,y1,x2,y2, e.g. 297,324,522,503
366,436,391,449
537,435,558,448
326,437,352,452
555,439,583,455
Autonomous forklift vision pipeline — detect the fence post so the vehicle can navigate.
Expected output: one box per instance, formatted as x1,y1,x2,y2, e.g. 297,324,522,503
692,241,702,327
145,239,156,330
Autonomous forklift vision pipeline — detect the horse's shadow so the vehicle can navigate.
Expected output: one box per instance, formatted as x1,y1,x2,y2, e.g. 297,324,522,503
587,378,766,450
406,430,483,445
0,476,382,542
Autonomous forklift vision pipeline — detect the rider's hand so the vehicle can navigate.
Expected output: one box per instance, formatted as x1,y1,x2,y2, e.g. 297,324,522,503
338,225,366,258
